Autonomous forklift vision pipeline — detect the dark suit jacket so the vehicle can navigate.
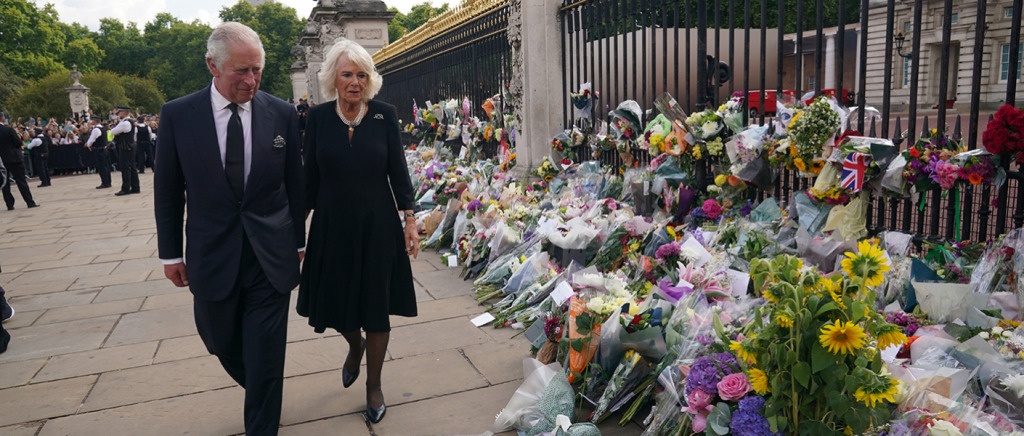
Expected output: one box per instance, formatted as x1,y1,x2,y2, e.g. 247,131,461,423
0,124,23,165
154,86,306,301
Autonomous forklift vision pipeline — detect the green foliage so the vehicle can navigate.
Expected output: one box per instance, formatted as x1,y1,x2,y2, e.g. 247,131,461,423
0,0,67,79
0,63,26,115
387,2,450,43
8,72,74,120
63,39,105,73
143,16,214,100
220,1,304,99
79,71,130,115
94,18,151,77
121,75,166,114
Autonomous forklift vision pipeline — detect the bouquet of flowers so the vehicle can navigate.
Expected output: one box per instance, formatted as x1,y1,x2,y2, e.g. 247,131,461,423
685,109,726,141
732,242,908,435
552,132,573,163
570,82,598,127
982,104,1024,164
950,149,1002,187
772,96,840,176
901,129,964,192
534,157,559,183
719,93,747,134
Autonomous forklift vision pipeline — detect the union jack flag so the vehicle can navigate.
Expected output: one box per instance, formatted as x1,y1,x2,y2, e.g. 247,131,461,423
841,152,871,192
413,100,420,125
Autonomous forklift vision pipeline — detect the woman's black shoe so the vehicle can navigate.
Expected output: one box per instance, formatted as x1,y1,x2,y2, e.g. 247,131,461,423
366,403,386,424
342,337,366,388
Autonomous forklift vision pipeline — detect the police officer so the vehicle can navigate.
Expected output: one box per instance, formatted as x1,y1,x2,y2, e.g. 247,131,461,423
0,117,38,210
26,127,51,187
110,106,139,195
85,115,112,189
135,116,154,174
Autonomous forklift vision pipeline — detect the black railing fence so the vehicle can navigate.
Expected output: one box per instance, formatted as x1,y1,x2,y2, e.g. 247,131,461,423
559,0,1024,242
376,3,512,126
375,0,1024,243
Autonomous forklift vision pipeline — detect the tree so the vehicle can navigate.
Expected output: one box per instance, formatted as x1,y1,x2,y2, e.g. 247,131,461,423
0,63,26,116
63,39,105,73
220,1,304,99
121,75,165,114
143,16,214,100
95,18,152,77
388,2,450,43
78,71,130,116
8,72,75,120
0,0,68,79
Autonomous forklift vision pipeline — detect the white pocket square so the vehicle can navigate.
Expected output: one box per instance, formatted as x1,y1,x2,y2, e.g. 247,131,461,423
373,113,384,120
272,135,286,148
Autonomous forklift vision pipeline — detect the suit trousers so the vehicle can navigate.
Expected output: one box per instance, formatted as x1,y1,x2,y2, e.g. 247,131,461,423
193,235,289,436
136,142,154,172
33,151,50,185
117,144,139,192
2,161,35,208
94,147,111,187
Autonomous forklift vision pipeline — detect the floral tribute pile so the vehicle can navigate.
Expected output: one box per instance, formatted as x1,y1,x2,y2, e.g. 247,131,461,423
401,90,1024,435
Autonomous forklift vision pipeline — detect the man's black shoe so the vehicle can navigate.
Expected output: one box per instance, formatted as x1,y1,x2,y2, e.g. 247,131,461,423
37,183,50,187
5,206,12,211
114,191,131,196
130,189,141,194
26,203,39,208
96,184,111,189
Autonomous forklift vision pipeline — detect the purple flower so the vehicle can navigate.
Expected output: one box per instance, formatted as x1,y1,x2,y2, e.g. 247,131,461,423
655,243,681,259
656,278,693,304
880,421,912,436
466,199,484,213
684,352,739,396
729,396,781,436
739,201,753,217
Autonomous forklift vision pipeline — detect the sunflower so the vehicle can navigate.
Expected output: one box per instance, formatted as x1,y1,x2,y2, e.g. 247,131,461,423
776,314,794,328
819,320,867,355
809,159,825,174
748,368,770,394
874,324,909,350
853,377,899,408
544,175,554,182
761,285,780,304
841,240,891,287
820,277,847,310
730,338,758,365
793,158,807,172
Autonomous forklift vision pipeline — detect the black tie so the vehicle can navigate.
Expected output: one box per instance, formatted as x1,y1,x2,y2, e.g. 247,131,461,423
225,103,244,199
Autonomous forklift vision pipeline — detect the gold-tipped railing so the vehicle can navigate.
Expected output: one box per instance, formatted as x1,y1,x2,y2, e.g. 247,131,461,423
373,0,508,64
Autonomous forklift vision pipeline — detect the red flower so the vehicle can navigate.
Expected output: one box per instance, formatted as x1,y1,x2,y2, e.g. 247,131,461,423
909,148,921,158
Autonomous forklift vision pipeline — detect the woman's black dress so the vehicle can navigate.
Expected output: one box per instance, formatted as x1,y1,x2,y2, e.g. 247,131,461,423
297,99,418,333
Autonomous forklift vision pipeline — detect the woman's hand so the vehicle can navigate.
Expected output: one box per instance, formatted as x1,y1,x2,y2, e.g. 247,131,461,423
404,220,420,259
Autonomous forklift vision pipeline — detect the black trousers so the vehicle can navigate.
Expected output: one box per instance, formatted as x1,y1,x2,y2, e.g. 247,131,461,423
137,142,154,171
193,237,289,436
117,144,139,192
34,152,50,185
2,161,35,208
94,147,111,187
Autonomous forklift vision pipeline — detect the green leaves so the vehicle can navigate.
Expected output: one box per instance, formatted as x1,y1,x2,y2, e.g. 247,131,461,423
793,361,811,389
811,341,838,374
706,402,732,436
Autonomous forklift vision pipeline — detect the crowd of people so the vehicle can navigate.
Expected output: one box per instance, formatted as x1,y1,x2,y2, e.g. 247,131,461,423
0,109,159,206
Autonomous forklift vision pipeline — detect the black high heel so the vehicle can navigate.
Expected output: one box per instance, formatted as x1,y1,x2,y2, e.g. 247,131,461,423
366,402,386,423
342,337,365,388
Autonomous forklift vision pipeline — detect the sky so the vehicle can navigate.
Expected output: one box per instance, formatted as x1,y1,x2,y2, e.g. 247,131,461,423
32,0,436,31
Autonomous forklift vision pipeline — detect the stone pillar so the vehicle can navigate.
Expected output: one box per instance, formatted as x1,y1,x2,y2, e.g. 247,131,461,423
289,45,309,102
514,0,564,172
66,65,90,116
824,33,836,90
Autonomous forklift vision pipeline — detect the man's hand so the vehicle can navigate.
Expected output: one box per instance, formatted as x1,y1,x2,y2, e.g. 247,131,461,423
164,263,189,287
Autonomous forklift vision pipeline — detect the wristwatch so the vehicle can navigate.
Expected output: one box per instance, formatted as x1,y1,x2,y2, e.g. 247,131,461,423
404,211,415,219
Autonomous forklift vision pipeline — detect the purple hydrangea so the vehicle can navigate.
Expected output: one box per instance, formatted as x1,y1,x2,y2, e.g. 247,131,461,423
879,421,912,436
684,352,739,396
739,201,754,217
655,242,681,259
466,199,484,213
729,396,781,436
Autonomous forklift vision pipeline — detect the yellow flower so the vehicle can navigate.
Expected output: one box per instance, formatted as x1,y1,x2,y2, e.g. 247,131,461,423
544,175,554,182
841,240,891,288
666,226,678,241
875,325,909,350
788,111,803,130
692,146,703,159
776,314,794,328
819,320,867,355
761,285,780,304
809,159,825,174
748,368,770,394
730,338,758,365
854,377,899,408
715,174,728,185
793,158,807,172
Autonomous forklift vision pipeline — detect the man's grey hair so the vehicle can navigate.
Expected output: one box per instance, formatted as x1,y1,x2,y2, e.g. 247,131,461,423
318,38,382,102
206,22,266,70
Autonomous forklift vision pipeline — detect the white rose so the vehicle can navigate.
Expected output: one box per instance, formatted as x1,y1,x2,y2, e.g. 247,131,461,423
1002,373,1024,398
701,121,721,136
1003,330,1013,338
928,419,962,436
992,326,1004,335
979,332,990,340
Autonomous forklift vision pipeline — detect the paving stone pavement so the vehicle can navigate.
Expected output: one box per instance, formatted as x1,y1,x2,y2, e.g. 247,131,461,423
0,173,644,435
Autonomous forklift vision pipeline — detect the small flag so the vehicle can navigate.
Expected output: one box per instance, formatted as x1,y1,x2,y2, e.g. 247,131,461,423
412,100,420,125
841,152,870,192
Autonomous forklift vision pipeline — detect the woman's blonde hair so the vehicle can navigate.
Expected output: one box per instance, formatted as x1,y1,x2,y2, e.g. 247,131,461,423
318,38,382,102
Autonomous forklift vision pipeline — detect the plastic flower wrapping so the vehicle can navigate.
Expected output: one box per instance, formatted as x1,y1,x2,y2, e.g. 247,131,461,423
399,86,1024,436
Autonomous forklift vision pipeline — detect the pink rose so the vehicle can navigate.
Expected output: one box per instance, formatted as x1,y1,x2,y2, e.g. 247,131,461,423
692,412,708,433
682,388,714,414
717,373,753,401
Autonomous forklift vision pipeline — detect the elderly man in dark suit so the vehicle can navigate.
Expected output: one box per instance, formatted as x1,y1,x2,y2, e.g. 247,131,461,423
153,22,305,436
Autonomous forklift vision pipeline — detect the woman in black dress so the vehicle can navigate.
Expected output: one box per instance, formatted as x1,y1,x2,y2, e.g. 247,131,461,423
298,38,419,424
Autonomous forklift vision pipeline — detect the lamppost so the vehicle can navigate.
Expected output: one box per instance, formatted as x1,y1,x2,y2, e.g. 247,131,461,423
893,32,914,59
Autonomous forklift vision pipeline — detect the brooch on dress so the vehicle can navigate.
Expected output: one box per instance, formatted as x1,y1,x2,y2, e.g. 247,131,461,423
273,135,286,148
373,113,384,120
